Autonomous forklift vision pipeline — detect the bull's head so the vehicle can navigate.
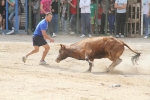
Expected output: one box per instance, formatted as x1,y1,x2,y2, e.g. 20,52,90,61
56,44,68,63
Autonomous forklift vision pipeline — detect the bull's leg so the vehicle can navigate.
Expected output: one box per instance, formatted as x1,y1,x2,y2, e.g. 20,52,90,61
86,59,93,72
107,58,122,72
85,51,93,72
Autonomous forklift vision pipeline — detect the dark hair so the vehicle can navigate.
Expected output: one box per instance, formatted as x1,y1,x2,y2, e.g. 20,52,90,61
45,12,52,16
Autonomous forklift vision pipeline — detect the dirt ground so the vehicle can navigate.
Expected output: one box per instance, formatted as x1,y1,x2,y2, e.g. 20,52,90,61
0,34,150,100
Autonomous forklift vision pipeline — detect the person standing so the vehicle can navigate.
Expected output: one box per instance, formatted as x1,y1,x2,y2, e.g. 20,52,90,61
90,0,96,34
60,0,68,34
98,3,102,33
143,0,150,39
0,0,6,30
100,0,107,34
68,0,77,34
40,0,52,19
6,0,22,35
108,0,115,35
22,12,54,65
114,0,127,38
6,0,15,34
51,0,59,37
31,0,40,31
79,0,92,37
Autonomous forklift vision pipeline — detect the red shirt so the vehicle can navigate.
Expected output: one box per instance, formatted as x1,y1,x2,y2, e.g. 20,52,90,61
40,0,52,14
70,0,77,14
98,7,102,19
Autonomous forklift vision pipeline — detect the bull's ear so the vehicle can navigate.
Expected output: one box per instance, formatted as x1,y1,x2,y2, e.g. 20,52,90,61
60,44,66,49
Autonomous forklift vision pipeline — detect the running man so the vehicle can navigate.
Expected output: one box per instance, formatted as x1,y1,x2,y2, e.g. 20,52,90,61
22,12,54,65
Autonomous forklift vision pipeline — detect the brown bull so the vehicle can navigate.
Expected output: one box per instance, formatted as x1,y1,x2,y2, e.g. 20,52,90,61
56,36,141,72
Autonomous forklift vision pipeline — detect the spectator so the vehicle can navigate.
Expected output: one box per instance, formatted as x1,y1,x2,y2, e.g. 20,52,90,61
31,0,40,31
68,0,77,34
100,0,108,34
0,0,6,30
90,0,96,34
40,0,52,36
143,0,150,39
79,0,92,37
6,0,15,34
114,0,127,38
40,0,52,19
97,3,102,33
108,0,115,35
6,0,22,35
51,0,59,37
60,0,68,34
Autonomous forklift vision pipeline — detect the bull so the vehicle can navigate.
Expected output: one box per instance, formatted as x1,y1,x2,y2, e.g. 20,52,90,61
56,36,141,72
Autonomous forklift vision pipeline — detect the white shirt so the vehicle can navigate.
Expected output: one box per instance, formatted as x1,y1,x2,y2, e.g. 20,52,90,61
115,0,127,13
143,0,150,14
79,0,91,13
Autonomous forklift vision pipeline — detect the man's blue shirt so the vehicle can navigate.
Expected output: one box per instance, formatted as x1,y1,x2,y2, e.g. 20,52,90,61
33,19,48,36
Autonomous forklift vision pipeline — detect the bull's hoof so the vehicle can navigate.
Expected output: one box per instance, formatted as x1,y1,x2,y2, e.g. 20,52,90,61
85,70,91,73
107,70,110,73
107,69,122,74
107,68,113,73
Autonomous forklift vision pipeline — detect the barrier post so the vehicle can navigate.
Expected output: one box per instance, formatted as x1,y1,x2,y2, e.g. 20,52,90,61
95,0,98,34
58,0,60,34
15,0,18,33
6,1,8,31
28,0,32,34
25,0,28,32
76,0,79,34
104,0,108,35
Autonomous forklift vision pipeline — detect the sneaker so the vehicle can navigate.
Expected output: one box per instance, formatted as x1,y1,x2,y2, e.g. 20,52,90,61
116,35,119,38
80,34,85,37
52,33,56,37
70,32,75,34
39,60,48,65
12,27,14,30
89,34,92,37
120,35,124,38
6,30,14,35
22,56,27,63
143,36,148,39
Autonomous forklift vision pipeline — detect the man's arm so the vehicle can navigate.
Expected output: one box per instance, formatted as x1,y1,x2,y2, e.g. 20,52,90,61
82,0,90,8
49,5,52,12
40,4,46,14
148,2,150,17
7,0,15,6
41,30,54,42
114,3,127,9
68,0,76,8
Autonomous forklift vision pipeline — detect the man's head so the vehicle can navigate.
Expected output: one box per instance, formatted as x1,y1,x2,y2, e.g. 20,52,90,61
45,12,52,22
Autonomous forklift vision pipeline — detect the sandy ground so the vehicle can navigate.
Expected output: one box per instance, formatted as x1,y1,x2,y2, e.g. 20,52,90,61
0,34,150,100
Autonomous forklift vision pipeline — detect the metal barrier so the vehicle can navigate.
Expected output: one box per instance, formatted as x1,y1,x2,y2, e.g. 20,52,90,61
3,0,110,35
4,0,28,34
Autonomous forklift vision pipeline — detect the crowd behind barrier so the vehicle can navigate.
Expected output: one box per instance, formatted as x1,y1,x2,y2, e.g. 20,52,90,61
0,0,149,38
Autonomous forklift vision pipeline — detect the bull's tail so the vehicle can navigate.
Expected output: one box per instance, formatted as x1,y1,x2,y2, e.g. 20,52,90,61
123,42,141,65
